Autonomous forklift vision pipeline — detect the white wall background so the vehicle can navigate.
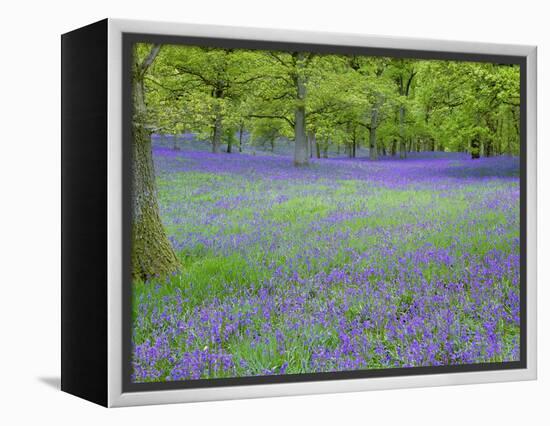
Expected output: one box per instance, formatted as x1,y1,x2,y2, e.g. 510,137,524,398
0,0,546,424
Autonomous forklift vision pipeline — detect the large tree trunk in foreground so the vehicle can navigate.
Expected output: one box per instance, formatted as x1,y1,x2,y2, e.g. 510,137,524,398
293,52,308,166
132,44,179,281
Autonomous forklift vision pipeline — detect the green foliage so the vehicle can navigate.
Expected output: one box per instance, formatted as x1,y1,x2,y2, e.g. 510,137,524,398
137,43,520,158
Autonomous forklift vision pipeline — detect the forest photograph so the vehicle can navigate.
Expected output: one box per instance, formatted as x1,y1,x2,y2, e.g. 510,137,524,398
130,42,521,383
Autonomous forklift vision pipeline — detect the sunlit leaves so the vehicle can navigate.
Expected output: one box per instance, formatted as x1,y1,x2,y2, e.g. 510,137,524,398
136,42,520,157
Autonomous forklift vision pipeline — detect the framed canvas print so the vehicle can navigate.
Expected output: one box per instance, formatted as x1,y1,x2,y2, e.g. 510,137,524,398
61,18,537,407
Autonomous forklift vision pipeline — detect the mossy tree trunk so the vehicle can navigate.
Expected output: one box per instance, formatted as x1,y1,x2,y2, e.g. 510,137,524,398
132,44,179,281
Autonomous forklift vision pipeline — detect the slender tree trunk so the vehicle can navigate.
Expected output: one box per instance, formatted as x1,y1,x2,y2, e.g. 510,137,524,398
308,131,316,158
399,105,407,159
131,44,179,281
238,123,244,153
227,135,232,153
323,139,329,159
211,88,224,153
212,110,222,153
369,112,379,161
496,115,502,155
485,140,492,157
485,119,495,157
369,95,382,160
293,52,308,166
316,136,321,158
471,137,480,159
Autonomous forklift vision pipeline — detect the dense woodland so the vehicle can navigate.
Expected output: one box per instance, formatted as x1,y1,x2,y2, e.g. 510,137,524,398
135,43,520,164
131,43,520,280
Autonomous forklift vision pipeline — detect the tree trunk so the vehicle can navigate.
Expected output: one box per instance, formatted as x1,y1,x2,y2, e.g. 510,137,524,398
226,131,232,154
212,109,223,153
131,44,179,281
391,139,397,156
308,131,316,158
496,115,502,155
369,125,378,161
211,88,224,153
369,98,381,160
293,52,308,166
471,137,481,159
485,139,492,157
316,136,321,158
399,105,407,159
238,123,244,153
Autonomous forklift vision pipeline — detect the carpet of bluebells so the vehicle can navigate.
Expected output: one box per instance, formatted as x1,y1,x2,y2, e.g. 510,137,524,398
132,144,520,383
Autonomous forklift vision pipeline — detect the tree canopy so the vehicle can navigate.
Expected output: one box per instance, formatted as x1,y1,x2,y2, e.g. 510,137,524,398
139,43,520,164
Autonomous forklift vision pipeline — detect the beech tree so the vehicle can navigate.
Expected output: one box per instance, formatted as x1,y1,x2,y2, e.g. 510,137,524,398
247,51,316,165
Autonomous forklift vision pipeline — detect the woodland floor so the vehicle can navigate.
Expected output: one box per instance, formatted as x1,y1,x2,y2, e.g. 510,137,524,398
132,146,520,382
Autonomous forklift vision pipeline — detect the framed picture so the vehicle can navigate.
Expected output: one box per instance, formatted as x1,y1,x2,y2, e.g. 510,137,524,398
61,18,537,407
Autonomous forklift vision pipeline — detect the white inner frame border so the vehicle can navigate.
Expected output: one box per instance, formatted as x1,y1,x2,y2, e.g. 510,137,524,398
107,18,537,407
